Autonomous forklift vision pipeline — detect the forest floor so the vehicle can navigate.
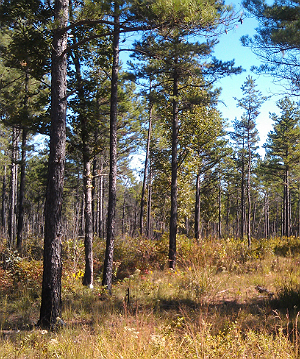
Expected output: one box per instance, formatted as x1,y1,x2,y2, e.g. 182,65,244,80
1,235,300,358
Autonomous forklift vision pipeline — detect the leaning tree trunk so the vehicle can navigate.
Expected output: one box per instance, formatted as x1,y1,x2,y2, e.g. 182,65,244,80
169,61,179,269
39,0,68,329
102,3,119,293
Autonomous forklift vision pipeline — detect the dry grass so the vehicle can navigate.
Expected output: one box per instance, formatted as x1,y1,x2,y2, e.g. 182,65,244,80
1,236,300,358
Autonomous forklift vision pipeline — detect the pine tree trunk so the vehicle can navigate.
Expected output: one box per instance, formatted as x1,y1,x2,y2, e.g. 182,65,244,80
240,141,245,239
17,128,27,251
71,27,94,288
99,160,104,239
139,94,152,236
102,3,119,293
218,181,222,239
82,156,93,287
39,0,68,329
169,61,179,269
92,156,97,234
1,164,7,236
195,171,201,241
247,132,251,248
146,166,152,238
9,127,19,248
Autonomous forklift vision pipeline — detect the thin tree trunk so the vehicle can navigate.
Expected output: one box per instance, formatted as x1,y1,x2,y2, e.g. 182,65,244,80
169,60,179,269
102,2,119,293
218,180,222,239
71,25,94,287
139,90,152,236
195,171,201,241
92,156,97,234
241,140,245,239
247,134,251,248
82,157,93,287
17,128,27,251
9,127,19,248
39,0,68,329
2,164,7,236
146,165,152,238
99,160,104,239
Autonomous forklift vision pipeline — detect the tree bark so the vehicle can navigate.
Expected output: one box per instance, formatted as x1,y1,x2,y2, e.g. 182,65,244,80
218,180,222,239
247,128,251,248
146,165,152,238
102,2,119,293
39,0,69,329
9,127,19,248
139,85,152,236
17,128,27,251
1,163,7,236
240,140,245,240
195,171,201,241
71,26,94,288
82,156,93,287
169,60,179,269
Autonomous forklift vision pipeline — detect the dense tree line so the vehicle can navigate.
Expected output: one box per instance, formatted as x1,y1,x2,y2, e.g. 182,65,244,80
1,0,300,328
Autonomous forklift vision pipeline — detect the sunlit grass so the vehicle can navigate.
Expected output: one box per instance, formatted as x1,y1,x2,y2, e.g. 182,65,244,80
1,235,300,357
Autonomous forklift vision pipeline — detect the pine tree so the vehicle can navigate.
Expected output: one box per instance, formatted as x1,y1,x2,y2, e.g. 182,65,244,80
264,97,300,237
233,76,265,247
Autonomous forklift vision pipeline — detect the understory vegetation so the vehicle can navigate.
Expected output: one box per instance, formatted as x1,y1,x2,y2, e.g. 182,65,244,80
1,235,300,358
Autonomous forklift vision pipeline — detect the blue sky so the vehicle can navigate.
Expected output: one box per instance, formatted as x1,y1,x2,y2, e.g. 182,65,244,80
214,0,285,154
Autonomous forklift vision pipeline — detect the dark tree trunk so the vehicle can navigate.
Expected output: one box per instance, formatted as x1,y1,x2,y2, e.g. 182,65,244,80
92,155,97,234
169,61,179,269
1,164,7,236
264,193,269,239
82,156,94,287
195,171,201,241
71,27,94,288
139,86,152,236
146,165,152,238
9,127,19,248
218,181,222,239
99,160,104,239
240,141,245,240
122,190,126,237
39,0,69,329
247,131,251,248
102,2,119,293
17,128,27,251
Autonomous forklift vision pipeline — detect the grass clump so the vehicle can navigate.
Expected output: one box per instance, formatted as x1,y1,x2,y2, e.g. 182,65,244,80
1,235,300,357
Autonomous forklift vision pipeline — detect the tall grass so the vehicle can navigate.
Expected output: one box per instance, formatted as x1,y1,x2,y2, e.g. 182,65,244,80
1,236,300,358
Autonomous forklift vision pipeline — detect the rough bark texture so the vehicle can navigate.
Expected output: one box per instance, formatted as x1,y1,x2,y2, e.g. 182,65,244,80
102,3,119,293
39,0,68,329
169,63,179,269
